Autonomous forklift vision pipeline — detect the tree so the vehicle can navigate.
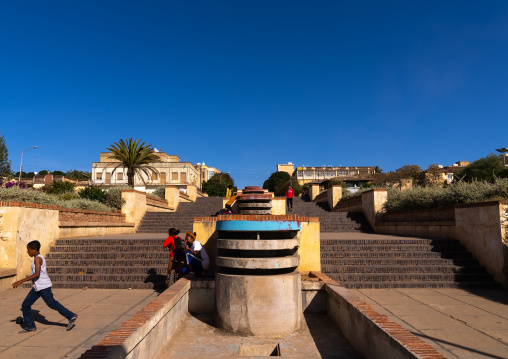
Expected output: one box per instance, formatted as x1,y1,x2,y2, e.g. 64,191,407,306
263,171,302,196
66,170,91,180
106,138,160,186
0,132,11,177
455,154,508,182
202,173,235,197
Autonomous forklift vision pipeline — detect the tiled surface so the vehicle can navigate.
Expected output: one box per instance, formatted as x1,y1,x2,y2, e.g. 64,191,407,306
0,288,158,359
350,288,508,359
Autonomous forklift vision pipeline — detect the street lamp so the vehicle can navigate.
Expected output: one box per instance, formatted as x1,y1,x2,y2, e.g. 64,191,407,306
19,146,37,182
495,148,508,167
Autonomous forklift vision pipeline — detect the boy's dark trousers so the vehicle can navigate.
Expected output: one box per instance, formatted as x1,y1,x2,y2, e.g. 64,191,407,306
21,287,76,329
286,197,293,210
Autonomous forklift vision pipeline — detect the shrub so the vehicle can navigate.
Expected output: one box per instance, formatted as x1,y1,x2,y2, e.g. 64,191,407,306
152,187,166,200
105,186,132,210
79,186,107,203
0,187,116,212
383,178,508,213
44,181,75,195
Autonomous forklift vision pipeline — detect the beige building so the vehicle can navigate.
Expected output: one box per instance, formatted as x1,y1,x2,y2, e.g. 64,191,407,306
92,151,218,192
294,165,377,186
277,162,295,176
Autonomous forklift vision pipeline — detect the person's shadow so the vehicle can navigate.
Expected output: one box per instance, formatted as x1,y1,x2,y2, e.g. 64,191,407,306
12,310,67,328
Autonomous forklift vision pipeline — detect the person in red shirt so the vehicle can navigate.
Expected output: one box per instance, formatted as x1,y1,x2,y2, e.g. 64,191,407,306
285,186,295,212
163,228,185,285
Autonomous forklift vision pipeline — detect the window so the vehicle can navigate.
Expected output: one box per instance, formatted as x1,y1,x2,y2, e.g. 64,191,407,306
325,171,335,178
181,172,186,183
337,171,348,176
172,172,178,181
316,171,325,178
96,172,103,180
117,173,123,181
152,172,158,181
304,171,314,178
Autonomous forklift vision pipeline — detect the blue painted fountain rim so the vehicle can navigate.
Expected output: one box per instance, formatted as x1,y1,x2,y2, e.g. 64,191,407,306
216,220,301,231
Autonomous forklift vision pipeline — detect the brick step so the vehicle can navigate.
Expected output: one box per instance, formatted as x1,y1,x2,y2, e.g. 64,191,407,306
47,245,167,253
46,252,169,260
320,239,460,245
54,239,165,246
327,280,500,289
48,266,167,275
320,251,473,259
47,259,169,266
321,265,487,274
319,258,479,266
320,244,465,252
47,273,167,282
326,272,494,282
52,282,161,289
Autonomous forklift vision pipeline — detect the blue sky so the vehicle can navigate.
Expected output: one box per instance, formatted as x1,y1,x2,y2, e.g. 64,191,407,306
1,1,507,188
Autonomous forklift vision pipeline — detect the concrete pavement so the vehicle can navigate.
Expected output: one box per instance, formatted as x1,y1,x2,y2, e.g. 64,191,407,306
349,287,508,359
0,288,158,359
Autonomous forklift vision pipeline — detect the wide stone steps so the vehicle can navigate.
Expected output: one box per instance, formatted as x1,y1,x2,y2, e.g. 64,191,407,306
291,197,369,233
49,266,167,275
320,235,498,289
137,197,223,233
322,264,487,274
320,258,478,266
323,280,499,289
321,251,474,259
46,252,168,260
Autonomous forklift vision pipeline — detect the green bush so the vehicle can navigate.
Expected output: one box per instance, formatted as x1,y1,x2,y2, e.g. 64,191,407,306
79,186,107,203
105,186,132,210
44,181,75,195
384,178,508,213
0,187,116,212
151,187,166,200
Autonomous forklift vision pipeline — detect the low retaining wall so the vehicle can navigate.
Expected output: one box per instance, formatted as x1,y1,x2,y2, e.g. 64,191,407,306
78,274,444,359
78,278,191,359
312,272,444,359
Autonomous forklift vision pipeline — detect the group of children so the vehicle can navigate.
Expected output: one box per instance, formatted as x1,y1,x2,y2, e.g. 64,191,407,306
163,228,210,283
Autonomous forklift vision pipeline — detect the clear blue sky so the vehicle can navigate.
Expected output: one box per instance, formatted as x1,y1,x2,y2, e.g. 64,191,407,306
1,1,507,188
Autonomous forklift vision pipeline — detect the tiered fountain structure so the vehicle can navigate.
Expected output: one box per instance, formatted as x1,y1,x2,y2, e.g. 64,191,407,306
215,186,302,336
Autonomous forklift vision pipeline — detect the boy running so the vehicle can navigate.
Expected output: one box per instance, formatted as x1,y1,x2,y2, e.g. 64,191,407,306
12,240,77,333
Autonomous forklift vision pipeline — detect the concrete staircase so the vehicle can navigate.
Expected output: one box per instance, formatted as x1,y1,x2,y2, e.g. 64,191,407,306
291,197,371,233
42,236,168,290
137,197,224,234
321,234,499,288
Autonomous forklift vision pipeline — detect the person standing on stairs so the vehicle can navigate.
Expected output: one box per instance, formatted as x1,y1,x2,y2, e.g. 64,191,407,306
285,185,295,212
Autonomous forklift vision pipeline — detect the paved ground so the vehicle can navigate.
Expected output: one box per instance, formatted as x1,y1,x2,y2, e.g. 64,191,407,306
155,313,361,359
349,287,508,359
0,288,158,359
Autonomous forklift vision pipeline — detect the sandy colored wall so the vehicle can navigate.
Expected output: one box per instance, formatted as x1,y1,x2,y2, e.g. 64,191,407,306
272,197,286,215
121,190,147,231
299,219,321,272
193,217,321,273
0,207,60,287
455,202,508,287
327,186,342,211
165,186,180,210
193,220,219,272
309,184,320,201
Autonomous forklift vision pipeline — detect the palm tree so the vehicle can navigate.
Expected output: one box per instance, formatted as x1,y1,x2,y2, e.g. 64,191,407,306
107,138,160,186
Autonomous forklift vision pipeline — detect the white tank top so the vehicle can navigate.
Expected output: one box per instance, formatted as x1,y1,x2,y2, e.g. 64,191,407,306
32,254,52,291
